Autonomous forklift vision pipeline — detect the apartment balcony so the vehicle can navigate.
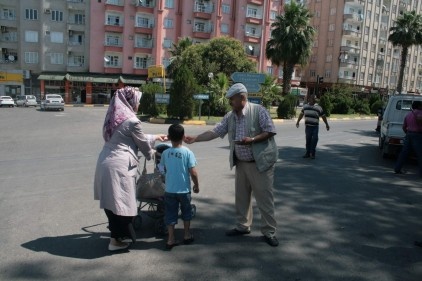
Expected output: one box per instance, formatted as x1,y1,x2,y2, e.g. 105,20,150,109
340,45,360,54
339,60,359,69
67,0,86,10
67,40,85,53
134,39,153,53
344,0,364,6
134,23,154,35
133,0,155,12
105,0,124,12
193,3,213,20
342,26,361,38
104,41,123,52
245,16,262,25
399,0,408,7
193,25,212,39
0,49,18,65
0,31,18,47
247,0,264,5
343,13,363,23
68,18,86,31
376,66,384,73
377,53,385,61
105,23,124,33
337,73,356,84
192,31,211,39
104,62,123,74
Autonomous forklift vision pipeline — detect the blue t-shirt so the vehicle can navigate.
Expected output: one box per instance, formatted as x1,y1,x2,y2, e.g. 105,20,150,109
160,146,197,194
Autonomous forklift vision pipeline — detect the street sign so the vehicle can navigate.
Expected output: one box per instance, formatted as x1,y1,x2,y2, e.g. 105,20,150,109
248,98,261,104
231,72,265,93
193,94,209,100
155,93,170,104
148,65,165,78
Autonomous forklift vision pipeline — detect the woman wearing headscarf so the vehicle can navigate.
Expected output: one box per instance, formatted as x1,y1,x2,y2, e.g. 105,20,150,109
94,86,167,251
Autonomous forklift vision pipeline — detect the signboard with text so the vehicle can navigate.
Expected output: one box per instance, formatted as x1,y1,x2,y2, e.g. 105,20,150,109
155,93,170,104
148,65,165,78
230,72,265,93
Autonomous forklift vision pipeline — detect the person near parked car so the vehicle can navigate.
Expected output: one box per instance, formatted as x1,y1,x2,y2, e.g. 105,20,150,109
184,83,279,247
93,86,167,251
394,100,422,177
295,95,330,159
159,124,199,250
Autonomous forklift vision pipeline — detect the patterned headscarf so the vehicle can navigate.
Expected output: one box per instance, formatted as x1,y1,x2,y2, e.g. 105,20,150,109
102,86,142,142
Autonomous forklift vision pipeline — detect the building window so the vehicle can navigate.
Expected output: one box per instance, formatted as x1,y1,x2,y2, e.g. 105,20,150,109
278,69,283,78
329,24,335,31
50,32,64,43
73,13,85,25
2,8,16,20
163,38,172,48
106,14,121,26
135,57,148,69
24,52,38,63
310,70,316,77
162,58,171,68
164,18,173,28
51,10,63,22
330,8,336,15
221,23,229,34
368,74,373,82
25,31,38,42
136,17,152,28
247,7,261,18
105,55,120,67
50,53,64,64
165,0,174,8
315,10,320,18
326,54,332,62
106,34,121,46
325,70,331,78
25,9,38,20
328,39,333,47
222,4,230,14
311,55,316,62
68,55,85,67
267,66,273,75
270,10,277,20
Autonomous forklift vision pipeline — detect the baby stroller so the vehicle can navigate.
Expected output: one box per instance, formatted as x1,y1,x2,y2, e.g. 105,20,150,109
134,143,196,235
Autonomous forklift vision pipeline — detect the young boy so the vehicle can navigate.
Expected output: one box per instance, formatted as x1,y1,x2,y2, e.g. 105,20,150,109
160,124,199,249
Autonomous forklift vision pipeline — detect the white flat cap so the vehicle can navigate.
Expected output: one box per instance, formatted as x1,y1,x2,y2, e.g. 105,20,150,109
225,83,248,98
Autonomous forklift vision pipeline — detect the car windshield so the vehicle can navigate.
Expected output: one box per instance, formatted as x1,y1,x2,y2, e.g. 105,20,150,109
2,97,12,100
48,95,62,98
27,96,36,99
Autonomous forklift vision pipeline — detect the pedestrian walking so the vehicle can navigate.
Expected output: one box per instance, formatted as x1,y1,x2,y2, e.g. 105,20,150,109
296,95,330,159
185,83,279,247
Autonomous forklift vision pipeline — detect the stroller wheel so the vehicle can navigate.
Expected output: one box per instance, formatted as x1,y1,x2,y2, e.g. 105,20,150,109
155,219,167,236
133,215,142,230
191,204,196,218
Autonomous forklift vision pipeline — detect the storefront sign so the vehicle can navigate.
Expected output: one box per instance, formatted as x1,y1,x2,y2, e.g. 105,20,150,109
0,71,23,82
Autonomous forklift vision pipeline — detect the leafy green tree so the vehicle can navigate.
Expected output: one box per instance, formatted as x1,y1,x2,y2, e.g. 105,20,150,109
388,11,422,94
167,65,198,120
266,1,315,96
182,36,256,85
319,94,332,117
260,74,280,109
139,83,165,116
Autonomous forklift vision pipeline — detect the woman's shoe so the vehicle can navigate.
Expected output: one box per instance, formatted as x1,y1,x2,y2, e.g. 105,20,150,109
108,242,129,251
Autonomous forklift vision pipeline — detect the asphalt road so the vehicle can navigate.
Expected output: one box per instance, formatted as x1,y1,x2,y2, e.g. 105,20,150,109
0,106,421,281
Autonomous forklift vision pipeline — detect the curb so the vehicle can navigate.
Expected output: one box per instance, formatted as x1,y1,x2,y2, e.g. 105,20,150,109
65,104,108,107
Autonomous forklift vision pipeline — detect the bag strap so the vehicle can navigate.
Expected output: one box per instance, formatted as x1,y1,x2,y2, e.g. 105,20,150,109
142,153,156,175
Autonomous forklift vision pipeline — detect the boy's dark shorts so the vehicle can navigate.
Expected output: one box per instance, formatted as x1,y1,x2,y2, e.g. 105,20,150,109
164,192,192,225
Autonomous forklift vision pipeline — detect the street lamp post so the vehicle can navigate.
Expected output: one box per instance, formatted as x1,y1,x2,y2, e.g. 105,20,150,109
208,72,214,120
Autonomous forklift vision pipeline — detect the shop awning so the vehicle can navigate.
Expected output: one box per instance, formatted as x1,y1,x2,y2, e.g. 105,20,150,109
38,74,65,81
65,74,119,83
119,75,145,85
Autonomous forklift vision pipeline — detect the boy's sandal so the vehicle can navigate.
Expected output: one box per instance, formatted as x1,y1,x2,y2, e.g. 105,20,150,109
165,240,180,250
184,235,194,245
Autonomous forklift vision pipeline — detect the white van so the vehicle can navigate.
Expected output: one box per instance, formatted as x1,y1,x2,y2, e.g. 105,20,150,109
379,94,422,157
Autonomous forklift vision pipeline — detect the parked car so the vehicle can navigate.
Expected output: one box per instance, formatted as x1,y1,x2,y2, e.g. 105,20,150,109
16,95,38,107
379,94,422,158
0,96,16,107
40,94,65,111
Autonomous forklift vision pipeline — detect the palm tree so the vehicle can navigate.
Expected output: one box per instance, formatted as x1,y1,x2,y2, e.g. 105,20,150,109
260,74,279,109
388,10,422,94
167,37,193,77
209,72,230,115
266,1,315,96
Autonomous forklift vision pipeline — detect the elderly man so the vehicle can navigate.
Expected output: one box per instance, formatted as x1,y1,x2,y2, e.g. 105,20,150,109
184,83,279,247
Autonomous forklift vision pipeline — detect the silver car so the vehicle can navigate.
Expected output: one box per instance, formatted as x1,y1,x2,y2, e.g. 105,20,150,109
40,94,65,111
16,95,38,107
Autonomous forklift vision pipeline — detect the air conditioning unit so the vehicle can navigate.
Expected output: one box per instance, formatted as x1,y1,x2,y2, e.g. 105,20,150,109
44,9,51,14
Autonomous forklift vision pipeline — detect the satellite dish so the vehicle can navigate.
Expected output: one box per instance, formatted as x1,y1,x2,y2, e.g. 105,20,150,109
8,55,14,61
104,57,110,62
